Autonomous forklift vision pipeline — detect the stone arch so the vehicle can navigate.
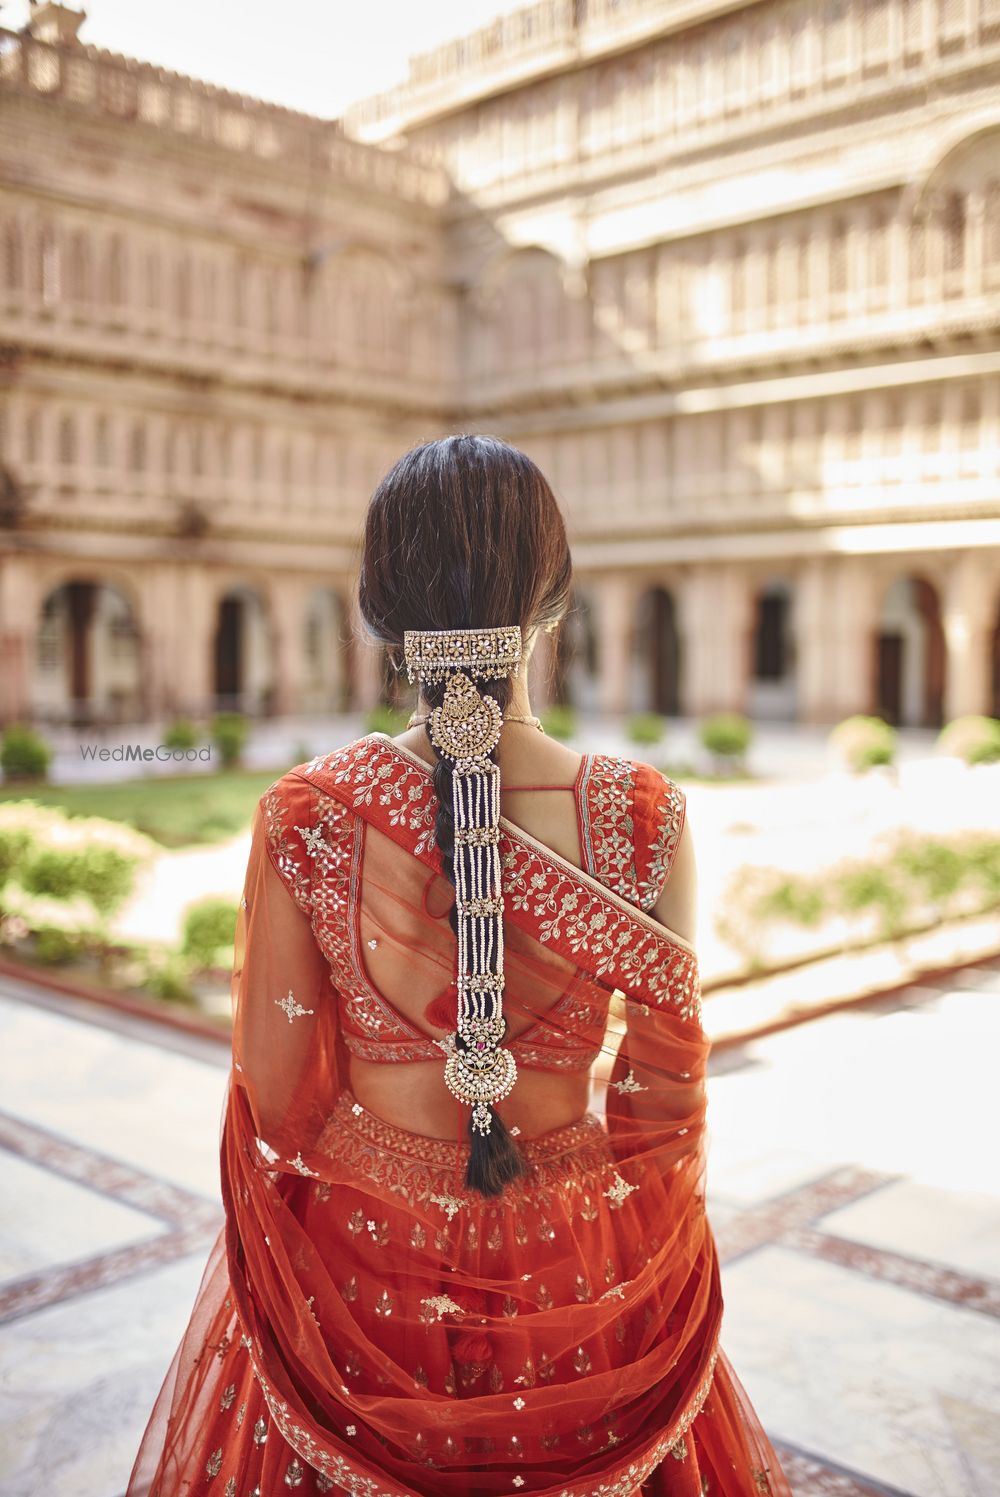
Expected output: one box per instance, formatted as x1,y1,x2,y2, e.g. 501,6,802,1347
302,586,349,712
875,574,946,728
903,111,1000,217
471,245,571,377
34,571,144,726
633,584,682,716
749,577,797,721
315,242,413,372
212,582,275,715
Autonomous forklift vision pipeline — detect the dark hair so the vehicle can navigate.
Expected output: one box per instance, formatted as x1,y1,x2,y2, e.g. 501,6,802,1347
357,433,573,1196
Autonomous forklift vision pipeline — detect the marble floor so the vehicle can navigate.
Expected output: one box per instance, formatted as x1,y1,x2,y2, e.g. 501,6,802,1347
0,960,997,1497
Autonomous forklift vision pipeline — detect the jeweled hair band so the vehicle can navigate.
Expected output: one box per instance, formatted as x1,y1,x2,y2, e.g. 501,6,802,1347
403,624,522,1136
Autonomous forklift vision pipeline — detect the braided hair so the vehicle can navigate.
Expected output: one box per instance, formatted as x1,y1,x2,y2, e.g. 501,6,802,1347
357,435,573,1197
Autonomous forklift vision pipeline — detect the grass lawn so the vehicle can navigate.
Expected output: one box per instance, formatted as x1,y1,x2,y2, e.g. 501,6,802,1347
0,768,285,846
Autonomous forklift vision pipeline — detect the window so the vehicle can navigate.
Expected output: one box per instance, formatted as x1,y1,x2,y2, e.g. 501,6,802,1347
58,414,76,465
128,422,146,473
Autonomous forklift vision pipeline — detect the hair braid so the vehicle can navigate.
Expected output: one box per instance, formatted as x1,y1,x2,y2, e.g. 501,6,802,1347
421,672,526,1196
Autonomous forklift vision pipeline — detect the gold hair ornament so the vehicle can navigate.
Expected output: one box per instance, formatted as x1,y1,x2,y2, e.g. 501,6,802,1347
402,626,523,1136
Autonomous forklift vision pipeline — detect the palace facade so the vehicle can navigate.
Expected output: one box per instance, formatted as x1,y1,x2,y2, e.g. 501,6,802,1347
2,0,1000,729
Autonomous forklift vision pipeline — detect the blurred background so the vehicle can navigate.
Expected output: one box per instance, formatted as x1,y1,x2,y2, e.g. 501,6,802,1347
1,1,999,1494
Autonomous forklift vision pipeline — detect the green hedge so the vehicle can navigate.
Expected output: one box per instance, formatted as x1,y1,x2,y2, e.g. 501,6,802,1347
936,715,1000,766
829,715,897,772
717,831,1000,961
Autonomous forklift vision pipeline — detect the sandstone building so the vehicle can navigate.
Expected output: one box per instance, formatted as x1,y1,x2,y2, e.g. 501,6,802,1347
2,0,999,730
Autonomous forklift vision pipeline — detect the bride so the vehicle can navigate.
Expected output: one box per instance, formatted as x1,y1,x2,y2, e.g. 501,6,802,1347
129,433,789,1496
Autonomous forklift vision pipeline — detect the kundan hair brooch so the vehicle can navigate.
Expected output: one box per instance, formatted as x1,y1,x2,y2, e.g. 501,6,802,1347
402,625,522,1137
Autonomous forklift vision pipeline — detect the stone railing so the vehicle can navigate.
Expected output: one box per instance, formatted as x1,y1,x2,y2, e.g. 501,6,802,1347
347,0,1000,136
0,28,450,207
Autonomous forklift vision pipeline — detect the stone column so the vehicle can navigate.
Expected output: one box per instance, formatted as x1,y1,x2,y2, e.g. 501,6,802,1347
591,571,636,716
827,557,881,720
677,563,753,717
942,550,994,720
269,581,307,718
0,554,38,725
172,566,217,719
796,558,835,723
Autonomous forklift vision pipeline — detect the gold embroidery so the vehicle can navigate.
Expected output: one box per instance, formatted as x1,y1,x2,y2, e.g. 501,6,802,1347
316,1088,615,1211
604,1171,638,1207
253,1416,267,1445
205,1448,222,1479
219,1382,236,1411
637,773,686,912
274,989,314,1024
284,1458,305,1487
225,1479,236,1497
288,1152,318,1177
419,1293,464,1322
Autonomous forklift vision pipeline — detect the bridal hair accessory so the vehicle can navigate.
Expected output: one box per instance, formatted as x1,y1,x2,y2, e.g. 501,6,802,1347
403,626,522,1138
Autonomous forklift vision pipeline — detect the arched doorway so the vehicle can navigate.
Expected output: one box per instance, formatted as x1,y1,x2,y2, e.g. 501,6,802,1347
302,587,348,713
749,580,797,721
876,576,946,727
634,586,681,715
213,587,273,715
35,579,142,726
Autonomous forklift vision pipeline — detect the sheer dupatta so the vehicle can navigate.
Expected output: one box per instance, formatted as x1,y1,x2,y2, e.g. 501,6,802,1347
131,733,770,1497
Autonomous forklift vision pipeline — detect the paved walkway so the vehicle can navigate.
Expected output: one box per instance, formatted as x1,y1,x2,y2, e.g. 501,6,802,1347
0,963,998,1497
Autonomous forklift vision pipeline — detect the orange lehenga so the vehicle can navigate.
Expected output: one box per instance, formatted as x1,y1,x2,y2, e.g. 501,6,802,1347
129,732,790,1497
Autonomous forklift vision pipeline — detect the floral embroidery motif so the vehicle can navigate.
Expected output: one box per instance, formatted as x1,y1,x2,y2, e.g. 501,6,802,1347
429,1191,465,1221
285,1457,305,1486
225,1478,237,1497
577,754,638,902
205,1447,223,1478
274,989,314,1024
295,822,332,858
610,1068,648,1094
604,1171,638,1208
318,1088,614,1211
419,1293,464,1322
288,1152,318,1177
219,1382,236,1411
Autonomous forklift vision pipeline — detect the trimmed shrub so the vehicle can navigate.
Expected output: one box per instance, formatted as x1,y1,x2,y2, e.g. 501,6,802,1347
829,715,896,772
699,713,752,766
20,843,137,917
211,711,248,768
626,712,666,747
32,925,82,965
182,897,239,969
936,715,1000,766
143,952,197,1005
0,724,52,782
0,825,34,893
163,717,199,751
